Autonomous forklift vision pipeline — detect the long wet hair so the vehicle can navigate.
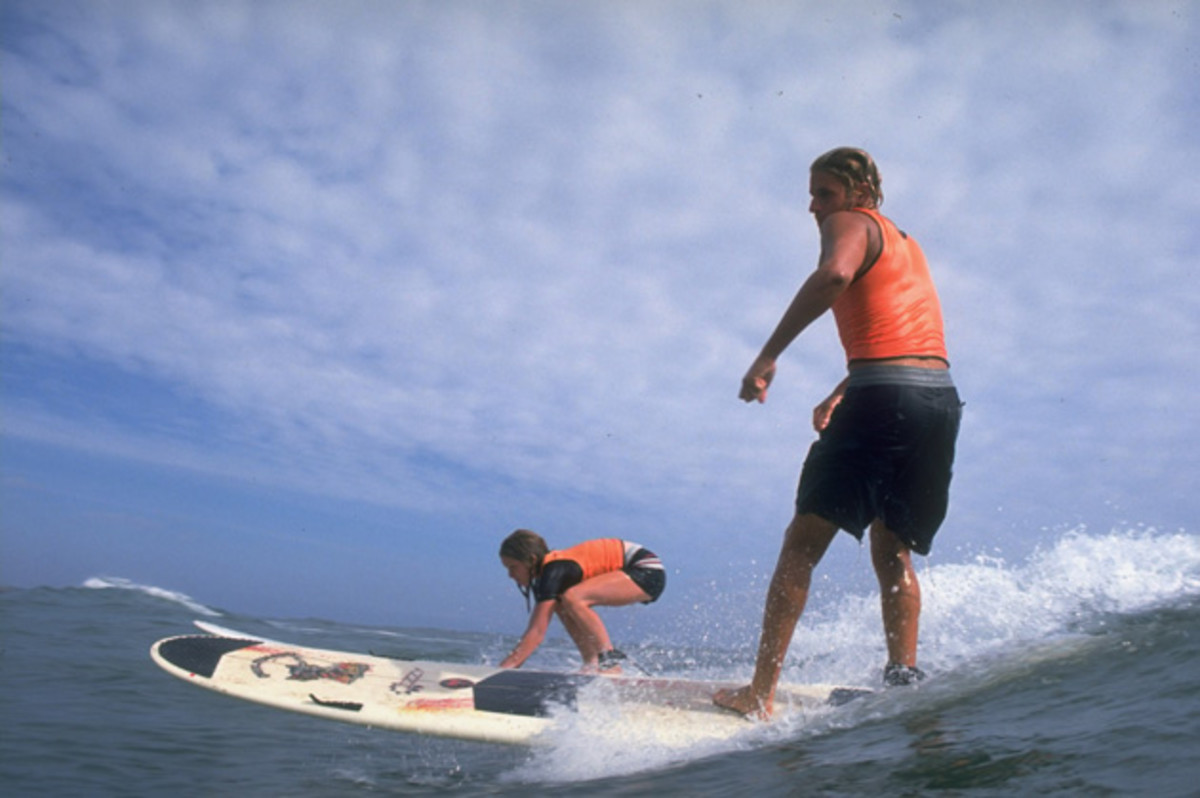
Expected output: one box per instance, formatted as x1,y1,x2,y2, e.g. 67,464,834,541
499,529,549,610
810,147,883,209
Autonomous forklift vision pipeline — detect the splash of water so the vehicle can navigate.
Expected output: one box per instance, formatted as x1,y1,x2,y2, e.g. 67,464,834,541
507,525,1200,783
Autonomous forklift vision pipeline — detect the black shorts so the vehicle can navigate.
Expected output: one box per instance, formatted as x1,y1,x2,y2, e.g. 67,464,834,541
624,547,666,603
795,375,962,555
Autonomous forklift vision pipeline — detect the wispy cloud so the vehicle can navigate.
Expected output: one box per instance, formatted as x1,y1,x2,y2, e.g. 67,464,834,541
3,0,1197,599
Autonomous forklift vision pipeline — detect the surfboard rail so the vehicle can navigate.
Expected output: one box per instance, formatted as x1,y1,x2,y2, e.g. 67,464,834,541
150,624,870,746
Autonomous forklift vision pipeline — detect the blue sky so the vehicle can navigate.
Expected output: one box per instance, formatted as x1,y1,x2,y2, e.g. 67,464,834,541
2,0,1197,637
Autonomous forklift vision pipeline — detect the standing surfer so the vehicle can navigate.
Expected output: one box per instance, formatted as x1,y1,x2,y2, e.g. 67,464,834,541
715,148,962,718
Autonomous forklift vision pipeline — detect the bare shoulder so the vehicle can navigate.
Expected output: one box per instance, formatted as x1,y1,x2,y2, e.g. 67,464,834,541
818,210,881,274
822,209,874,233
819,210,877,251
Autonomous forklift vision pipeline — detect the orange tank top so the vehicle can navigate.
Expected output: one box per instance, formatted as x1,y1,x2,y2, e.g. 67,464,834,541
831,208,948,364
542,539,626,581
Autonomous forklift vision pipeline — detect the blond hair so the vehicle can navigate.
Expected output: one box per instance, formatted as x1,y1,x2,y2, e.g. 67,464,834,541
811,147,883,208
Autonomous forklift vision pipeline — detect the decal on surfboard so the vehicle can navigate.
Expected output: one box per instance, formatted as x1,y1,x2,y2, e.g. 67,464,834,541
390,666,424,695
251,651,370,684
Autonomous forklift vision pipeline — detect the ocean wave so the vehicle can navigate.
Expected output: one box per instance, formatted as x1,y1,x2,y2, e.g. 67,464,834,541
929,525,1200,643
770,525,1200,685
82,576,221,617
516,527,1200,783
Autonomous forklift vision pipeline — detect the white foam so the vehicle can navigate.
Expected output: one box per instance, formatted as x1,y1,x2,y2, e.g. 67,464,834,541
765,525,1200,686
82,575,221,617
504,525,1200,783
921,526,1199,667
509,697,761,784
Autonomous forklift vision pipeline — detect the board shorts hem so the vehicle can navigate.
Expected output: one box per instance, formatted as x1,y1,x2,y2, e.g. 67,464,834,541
795,377,962,556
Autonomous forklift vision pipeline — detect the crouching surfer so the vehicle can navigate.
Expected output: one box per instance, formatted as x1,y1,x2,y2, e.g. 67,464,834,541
498,529,666,673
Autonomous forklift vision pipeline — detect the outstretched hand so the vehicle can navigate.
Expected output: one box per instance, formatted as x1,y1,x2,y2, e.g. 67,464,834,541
740,356,776,403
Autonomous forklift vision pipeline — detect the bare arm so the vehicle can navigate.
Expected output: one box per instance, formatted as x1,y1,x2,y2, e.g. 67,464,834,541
500,599,556,668
740,211,873,403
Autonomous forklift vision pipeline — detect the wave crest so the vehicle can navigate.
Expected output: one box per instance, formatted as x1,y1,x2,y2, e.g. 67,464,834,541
82,576,221,617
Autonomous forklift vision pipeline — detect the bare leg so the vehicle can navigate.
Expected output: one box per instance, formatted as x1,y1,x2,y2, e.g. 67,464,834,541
870,521,920,668
557,605,609,667
557,571,650,669
714,513,837,718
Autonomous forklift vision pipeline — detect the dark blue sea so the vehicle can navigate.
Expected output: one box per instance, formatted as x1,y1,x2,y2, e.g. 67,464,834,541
3,527,1199,796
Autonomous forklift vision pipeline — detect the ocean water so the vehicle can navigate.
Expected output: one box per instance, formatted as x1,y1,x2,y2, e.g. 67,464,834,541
3,527,1199,796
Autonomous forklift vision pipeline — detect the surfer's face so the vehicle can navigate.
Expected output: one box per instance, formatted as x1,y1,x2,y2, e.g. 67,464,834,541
808,170,864,226
501,556,532,588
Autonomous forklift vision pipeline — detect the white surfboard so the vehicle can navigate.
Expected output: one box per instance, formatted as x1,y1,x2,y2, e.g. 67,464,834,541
151,624,870,746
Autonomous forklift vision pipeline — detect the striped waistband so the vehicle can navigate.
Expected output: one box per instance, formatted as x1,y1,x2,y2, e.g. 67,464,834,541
846,365,956,389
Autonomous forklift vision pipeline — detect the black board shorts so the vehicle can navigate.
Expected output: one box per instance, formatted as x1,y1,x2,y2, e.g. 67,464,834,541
795,370,962,555
625,547,666,603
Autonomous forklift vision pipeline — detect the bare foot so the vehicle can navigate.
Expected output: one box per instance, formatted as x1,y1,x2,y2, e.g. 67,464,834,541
713,685,772,720
578,663,625,676
579,664,625,676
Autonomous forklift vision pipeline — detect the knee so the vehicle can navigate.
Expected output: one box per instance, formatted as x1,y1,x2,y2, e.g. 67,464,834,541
557,588,586,615
870,526,909,566
874,561,920,600
871,549,908,579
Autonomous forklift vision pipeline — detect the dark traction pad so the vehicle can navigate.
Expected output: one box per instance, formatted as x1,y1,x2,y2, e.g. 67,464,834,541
472,669,596,717
157,636,261,678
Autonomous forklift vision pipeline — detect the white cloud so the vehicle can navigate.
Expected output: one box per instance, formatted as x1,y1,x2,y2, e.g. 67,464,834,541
3,0,1198,560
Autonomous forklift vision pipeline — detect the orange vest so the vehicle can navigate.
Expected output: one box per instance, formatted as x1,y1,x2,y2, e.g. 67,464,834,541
542,539,626,581
831,208,948,364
